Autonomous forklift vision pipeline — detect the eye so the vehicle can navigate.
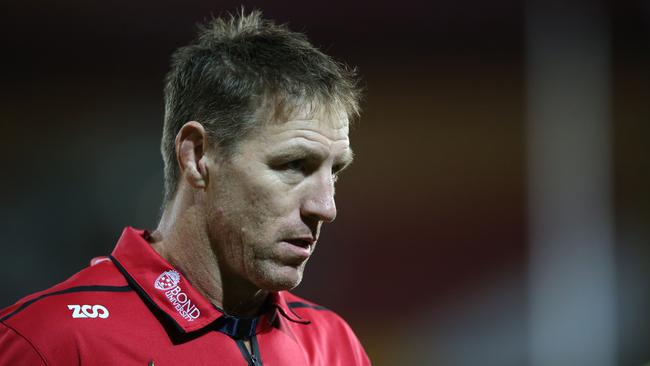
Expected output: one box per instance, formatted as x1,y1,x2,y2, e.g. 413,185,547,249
278,159,307,173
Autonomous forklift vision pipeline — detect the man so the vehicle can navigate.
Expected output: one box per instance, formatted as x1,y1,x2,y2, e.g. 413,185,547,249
0,10,369,365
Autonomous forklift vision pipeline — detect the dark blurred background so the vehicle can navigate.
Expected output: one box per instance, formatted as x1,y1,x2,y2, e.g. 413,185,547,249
1,1,648,365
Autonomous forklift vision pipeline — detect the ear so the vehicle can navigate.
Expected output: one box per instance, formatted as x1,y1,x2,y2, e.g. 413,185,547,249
175,121,210,189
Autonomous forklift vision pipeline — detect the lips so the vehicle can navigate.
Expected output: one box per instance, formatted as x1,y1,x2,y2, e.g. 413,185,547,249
279,237,315,263
284,238,313,248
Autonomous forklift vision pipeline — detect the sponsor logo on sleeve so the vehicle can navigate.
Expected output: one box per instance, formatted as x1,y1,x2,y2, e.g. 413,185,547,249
154,270,200,322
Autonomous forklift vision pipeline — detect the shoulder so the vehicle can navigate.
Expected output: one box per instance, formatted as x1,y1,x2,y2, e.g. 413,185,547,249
0,258,130,323
0,259,134,365
280,292,371,365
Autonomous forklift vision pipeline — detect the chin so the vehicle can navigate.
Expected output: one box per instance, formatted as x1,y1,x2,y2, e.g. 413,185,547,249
254,265,305,292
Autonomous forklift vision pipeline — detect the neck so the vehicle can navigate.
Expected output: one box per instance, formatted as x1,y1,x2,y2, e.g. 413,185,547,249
151,188,268,318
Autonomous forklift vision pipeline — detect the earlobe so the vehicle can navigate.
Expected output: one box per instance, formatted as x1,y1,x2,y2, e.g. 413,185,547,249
175,121,209,189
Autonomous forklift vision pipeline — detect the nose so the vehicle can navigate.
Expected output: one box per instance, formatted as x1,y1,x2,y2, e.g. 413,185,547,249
301,171,337,223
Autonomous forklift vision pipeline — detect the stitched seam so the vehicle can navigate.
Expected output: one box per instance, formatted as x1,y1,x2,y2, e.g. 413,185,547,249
1,321,50,365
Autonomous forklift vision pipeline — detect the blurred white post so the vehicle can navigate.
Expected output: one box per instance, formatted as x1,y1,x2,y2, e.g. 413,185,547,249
527,1,616,366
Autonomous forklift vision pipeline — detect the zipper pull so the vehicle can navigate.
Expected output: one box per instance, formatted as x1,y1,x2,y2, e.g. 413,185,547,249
250,354,258,365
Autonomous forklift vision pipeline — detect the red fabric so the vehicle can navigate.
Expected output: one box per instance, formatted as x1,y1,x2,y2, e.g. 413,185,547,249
0,227,370,365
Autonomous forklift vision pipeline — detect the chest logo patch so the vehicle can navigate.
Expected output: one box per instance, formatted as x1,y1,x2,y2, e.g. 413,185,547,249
68,304,109,319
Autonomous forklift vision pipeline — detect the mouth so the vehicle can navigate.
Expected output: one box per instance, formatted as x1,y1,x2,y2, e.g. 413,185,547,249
279,236,316,262
283,238,314,249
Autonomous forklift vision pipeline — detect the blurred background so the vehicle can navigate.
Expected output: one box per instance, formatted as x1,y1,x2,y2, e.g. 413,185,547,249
0,1,648,365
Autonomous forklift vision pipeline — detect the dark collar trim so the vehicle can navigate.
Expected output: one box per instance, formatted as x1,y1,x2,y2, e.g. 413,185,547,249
274,304,311,325
287,301,329,311
215,314,258,339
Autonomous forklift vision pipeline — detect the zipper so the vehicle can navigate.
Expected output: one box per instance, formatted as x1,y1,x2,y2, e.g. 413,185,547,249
251,334,262,365
235,335,263,366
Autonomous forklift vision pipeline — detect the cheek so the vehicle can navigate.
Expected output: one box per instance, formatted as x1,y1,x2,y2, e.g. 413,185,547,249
209,168,299,257
213,184,276,252
239,175,295,222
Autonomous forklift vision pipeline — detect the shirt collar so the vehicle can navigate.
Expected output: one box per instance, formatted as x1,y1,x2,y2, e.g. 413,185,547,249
109,227,308,334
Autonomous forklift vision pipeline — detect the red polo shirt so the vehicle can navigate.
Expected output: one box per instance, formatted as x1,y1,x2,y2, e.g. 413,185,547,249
0,227,370,365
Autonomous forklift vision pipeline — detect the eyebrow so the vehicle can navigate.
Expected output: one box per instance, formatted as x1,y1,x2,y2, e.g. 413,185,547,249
336,149,354,172
270,143,354,170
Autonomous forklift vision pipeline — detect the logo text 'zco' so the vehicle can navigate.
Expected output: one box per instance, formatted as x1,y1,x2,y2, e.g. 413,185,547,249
68,304,109,319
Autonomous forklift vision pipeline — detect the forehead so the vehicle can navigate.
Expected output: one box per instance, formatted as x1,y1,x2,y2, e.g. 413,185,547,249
254,101,351,142
226,104,352,168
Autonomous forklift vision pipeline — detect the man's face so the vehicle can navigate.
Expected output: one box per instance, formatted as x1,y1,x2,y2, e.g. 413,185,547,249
204,107,353,292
